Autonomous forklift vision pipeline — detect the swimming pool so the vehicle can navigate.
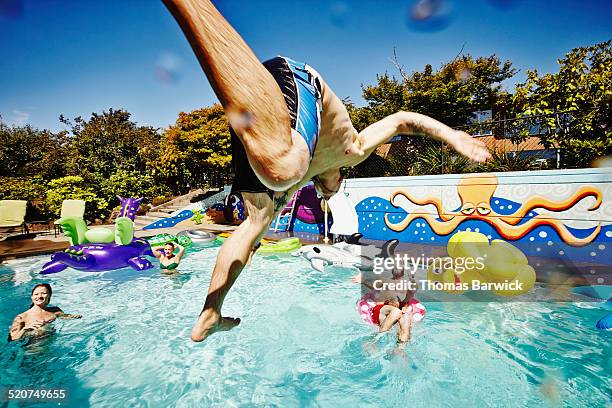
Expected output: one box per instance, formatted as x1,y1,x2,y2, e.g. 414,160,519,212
1,245,610,407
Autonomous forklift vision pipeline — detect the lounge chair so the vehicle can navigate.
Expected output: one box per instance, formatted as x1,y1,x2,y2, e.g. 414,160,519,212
0,200,28,239
60,199,86,219
54,199,86,236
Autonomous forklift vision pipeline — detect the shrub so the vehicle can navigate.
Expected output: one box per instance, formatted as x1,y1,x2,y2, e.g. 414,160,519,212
45,176,109,222
474,149,549,173
410,145,473,175
152,196,174,207
99,170,172,208
0,177,45,201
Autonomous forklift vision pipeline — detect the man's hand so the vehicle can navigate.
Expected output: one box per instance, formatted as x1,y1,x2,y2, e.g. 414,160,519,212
448,130,491,163
344,131,365,157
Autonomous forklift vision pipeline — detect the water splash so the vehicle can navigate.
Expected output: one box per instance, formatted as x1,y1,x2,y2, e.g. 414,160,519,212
154,52,183,85
329,1,349,28
405,0,453,32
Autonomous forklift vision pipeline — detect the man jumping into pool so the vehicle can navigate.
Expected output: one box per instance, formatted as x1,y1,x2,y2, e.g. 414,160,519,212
162,0,491,342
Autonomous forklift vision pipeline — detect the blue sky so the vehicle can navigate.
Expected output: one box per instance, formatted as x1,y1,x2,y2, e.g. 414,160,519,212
1,0,610,132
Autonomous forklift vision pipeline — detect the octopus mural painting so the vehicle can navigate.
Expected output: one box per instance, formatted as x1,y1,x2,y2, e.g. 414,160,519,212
385,174,602,247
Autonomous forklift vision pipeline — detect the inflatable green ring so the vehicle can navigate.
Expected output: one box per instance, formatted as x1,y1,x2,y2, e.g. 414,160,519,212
147,233,192,248
256,237,301,254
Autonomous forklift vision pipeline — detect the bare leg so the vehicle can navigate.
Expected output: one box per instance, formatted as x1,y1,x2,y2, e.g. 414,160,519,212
378,307,402,333
191,192,273,342
397,313,414,343
162,0,309,190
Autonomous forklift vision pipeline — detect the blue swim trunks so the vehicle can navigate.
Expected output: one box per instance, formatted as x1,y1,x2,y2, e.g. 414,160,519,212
231,56,323,195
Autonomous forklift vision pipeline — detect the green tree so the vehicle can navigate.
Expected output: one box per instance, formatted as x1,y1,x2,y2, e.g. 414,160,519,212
150,104,232,193
349,54,516,131
99,170,171,207
345,53,516,177
60,109,161,181
511,41,611,167
0,177,46,201
0,121,69,179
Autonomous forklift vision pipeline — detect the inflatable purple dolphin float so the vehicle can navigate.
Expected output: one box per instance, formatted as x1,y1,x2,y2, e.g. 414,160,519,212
41,238,154,274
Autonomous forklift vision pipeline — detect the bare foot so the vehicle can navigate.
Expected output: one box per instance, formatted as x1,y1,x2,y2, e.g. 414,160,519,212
190,308,241,342
391,345,407,357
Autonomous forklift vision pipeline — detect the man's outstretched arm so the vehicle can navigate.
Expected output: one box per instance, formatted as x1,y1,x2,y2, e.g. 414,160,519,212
346,111,491,168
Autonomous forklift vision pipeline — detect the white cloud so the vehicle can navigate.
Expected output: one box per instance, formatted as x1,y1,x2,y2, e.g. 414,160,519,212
9,110,31,126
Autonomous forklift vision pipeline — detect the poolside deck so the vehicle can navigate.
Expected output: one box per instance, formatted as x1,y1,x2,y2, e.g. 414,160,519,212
0,237,69,260
0,222,327,261
1,226,604,288
0,223,235,261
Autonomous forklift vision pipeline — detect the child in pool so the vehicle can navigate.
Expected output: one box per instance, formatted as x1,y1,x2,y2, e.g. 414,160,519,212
371,297,419,343
357,268,424,342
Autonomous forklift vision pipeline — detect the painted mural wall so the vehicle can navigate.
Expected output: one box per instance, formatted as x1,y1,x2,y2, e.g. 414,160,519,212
340,168,611,274
284,184,331,235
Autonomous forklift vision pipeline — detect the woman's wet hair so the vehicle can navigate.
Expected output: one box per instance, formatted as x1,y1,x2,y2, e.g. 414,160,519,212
32,283,52,296
30,283,52,307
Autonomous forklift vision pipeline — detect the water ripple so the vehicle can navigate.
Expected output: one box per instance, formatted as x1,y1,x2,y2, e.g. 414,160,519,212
0,247,609,406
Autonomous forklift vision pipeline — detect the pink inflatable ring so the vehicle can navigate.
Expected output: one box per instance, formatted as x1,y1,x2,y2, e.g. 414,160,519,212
357,294,426,326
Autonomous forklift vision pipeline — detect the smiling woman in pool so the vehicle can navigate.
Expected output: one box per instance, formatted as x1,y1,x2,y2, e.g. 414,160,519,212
8,283,82,342
154,242,185,273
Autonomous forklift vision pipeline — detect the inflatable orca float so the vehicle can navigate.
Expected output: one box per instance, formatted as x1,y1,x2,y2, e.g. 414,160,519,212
292,233,399,272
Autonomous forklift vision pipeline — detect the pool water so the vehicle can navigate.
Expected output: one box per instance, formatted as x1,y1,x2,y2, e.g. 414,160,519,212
0,245,610,407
